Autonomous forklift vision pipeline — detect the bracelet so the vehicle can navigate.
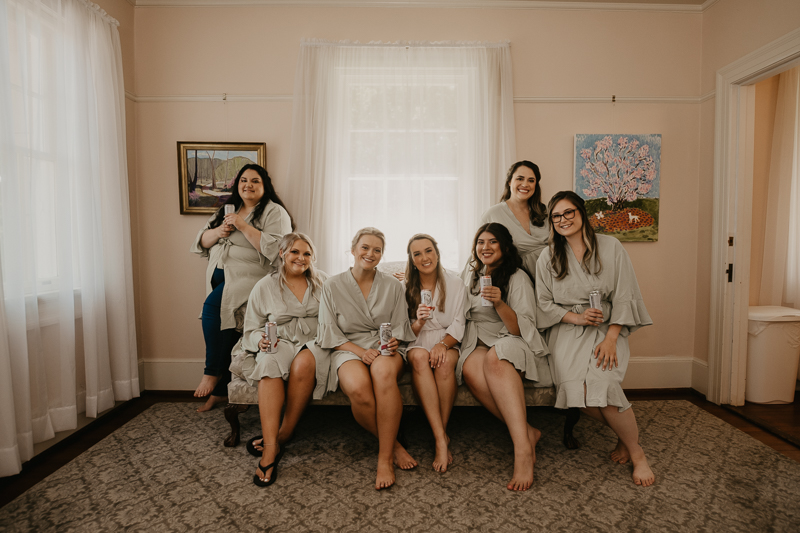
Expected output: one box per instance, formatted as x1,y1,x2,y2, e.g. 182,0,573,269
437,341,450,350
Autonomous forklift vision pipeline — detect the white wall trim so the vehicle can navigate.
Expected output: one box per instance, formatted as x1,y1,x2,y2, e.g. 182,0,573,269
143,356,698,391
692,358,708,396
699,90,715,103
125,92,711,104
707,27,800,406
132,0,706,14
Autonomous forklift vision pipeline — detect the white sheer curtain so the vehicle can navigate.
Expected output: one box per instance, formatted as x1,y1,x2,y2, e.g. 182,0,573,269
285,40,516,273
0,0,139,476
759,66,800,308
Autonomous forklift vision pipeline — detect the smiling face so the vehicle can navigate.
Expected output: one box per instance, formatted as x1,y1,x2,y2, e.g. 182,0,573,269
409,238,438,276
551,198,583,239
238,169,265,206
352,235,383,271
281,239,313,277
475,231,502,268
508,165,537,202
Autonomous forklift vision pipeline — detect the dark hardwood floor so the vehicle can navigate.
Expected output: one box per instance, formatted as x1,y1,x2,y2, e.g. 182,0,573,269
1,389,799,509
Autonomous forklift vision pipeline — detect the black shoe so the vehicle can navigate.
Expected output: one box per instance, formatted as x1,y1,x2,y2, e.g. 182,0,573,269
252,447,285,487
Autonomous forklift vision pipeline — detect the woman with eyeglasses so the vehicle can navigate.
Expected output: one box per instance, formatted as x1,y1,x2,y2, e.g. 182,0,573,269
535,191,655,487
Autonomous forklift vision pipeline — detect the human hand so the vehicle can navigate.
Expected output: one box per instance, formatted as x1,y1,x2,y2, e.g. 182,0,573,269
223,213,246,231
362,348,380,365
480,286,503,306
218,224,233,239
258,333,270,352
416,304,434,322
429,342,447,368
576,308,603,327
393,272,405,282
594,337,617,370
387,337,399,356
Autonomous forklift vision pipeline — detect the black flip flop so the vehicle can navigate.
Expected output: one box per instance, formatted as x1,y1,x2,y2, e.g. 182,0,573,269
246,435,263,458
252,448,285,487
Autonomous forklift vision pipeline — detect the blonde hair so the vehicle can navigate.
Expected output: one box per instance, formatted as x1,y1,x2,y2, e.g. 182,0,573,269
274,233,324,299
404,234,447,317
351,227,386,251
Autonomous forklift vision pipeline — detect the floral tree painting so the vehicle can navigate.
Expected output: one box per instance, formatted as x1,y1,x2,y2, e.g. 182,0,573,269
574,134,661,242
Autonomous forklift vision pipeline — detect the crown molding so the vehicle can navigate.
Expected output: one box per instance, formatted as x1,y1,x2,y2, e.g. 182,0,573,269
132,0,707,14
126,91,712,103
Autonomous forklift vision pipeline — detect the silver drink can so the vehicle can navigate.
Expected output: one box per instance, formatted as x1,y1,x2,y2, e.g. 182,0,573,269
265,322,278,353
480,275,493,307
421,289,433,308
589,290,602,311
224,204,235,216
379,323,392,356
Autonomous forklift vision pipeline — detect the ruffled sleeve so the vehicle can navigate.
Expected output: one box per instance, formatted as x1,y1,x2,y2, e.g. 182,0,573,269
189,212,219,258
443,274,468,343
315,281,351,349
608,239,653,335
535,248,570,329
256,203,293,267
507,270,549,357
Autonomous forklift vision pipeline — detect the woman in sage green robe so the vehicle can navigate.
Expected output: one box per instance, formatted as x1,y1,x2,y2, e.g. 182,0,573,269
536,191,655,487
190,164,293,411
459,222,548,492
316,228,416,490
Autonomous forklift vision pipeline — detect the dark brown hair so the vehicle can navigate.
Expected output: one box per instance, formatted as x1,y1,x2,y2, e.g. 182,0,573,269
467,223,521,301
209,164,295,231
546,191,601,281
500,161,547,227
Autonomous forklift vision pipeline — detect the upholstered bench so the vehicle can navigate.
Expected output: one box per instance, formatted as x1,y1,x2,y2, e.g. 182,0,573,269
222,262,580,449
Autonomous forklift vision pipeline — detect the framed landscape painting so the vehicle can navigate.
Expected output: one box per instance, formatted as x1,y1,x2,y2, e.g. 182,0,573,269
574,134,661,242
177,141,267,215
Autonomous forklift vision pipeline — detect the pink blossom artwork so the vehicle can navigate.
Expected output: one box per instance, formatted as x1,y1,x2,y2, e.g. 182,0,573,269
574,134,660,242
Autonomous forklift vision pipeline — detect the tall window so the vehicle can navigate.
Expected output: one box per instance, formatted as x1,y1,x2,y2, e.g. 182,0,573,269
286,41,516,274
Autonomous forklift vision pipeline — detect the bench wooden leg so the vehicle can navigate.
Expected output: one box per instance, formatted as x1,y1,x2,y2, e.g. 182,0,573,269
223,403,250,447
563,407,581,449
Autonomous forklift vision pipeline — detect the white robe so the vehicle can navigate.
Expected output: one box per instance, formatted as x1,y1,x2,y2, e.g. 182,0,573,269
403,270,468,355
536,235,652,412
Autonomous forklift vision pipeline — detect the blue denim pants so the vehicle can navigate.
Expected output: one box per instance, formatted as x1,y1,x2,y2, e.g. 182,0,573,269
201,268,241,397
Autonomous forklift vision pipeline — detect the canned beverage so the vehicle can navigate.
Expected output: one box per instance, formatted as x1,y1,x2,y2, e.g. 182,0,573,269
379,323,393,356
421,289,433,308
265,322,278,354
224,204,235,216
589,290,602,311
480,275,493,307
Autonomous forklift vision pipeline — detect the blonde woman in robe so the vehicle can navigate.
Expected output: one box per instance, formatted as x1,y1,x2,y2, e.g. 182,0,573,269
190,164,294,412
403,234,467,473
478,161,549,279
458,222,549,492
317,227,417,490
233,233,329,487
535,190,655,487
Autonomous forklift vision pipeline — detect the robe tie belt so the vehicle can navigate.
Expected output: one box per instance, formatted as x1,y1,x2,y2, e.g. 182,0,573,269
216,237,234,264
273,316,314,339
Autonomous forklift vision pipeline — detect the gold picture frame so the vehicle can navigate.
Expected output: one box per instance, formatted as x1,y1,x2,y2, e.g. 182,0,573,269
177,141,267,215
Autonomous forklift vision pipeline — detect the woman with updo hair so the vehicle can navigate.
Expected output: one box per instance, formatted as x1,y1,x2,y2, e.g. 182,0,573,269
316,227,417,490
191,163,294,412
458,222,549,491
536,190,655,487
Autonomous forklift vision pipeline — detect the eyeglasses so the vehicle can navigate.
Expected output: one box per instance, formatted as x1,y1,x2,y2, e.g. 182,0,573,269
551,209,577,223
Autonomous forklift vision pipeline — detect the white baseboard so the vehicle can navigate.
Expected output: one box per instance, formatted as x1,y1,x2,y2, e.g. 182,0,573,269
138,360,146,391
143,356,702,391
691,358,709,396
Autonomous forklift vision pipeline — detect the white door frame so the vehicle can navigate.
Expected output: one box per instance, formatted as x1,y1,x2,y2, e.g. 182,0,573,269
707,28,800,405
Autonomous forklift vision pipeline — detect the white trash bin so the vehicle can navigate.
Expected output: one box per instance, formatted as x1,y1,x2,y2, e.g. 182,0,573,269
746,306,800,404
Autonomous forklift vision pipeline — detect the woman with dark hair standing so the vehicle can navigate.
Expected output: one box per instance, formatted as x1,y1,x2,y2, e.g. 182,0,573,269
536,191,654,487
458,222,549,491
479,161,549,278
191,164,294,412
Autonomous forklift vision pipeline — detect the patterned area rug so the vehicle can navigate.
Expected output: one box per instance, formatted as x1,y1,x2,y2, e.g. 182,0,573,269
1,401,799,532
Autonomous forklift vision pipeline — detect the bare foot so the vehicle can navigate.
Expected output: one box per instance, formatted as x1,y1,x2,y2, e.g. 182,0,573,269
251,430,294,454
194,375,219,398
630,448,655,487
375,459,395,490
507,447,534,491
393,441,418,470
254,444,280,483
611,438,631,464
433,435,450,473
196,395,227,412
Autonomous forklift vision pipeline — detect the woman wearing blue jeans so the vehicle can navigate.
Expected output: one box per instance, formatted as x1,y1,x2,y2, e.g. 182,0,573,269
190,164,294,412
